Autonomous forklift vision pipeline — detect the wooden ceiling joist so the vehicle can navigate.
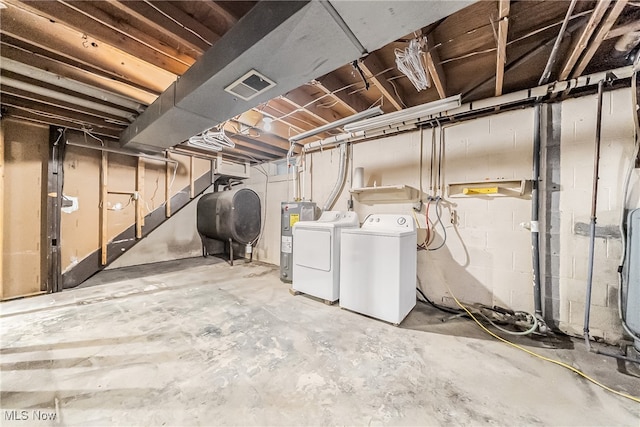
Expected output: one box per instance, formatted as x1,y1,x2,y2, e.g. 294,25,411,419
0,84,131,125
0,41,158,105
4,0,191,76
1,106,122,138
108,0,211,55
199,1,238,32
1,93,126,132
0,7,175,94
58,0,197,66
314,73,370,115
228,133,289,158
424,36,447,99
281,90,342,125
144,1,222,42
1,70,140,116
606,19,640,40
227,119,292,152
495,0,510,97
557,0,612,81
360,53,405,111
572,0,628,78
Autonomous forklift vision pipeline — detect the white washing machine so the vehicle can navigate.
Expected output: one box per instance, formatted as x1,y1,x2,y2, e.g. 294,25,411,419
292,211,359,302
339,214,416,325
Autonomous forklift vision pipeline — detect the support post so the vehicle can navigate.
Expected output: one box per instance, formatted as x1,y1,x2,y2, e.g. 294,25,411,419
100,152,108,265
46,126,64,293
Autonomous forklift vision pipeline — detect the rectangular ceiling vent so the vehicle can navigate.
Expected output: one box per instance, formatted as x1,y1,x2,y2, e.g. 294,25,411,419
224,70,276,101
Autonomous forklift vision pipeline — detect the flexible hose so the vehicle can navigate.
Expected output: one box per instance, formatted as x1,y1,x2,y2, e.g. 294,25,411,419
427,197,447,251
322,143,348,211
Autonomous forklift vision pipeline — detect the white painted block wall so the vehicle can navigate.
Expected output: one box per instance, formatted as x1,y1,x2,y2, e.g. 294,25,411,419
558,89,637,343
244,88,637,343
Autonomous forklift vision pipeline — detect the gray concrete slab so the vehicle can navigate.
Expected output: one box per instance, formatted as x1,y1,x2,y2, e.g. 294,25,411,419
1,258,639,426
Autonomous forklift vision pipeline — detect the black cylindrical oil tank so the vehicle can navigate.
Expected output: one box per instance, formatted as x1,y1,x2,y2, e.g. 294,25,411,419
197,188,261,245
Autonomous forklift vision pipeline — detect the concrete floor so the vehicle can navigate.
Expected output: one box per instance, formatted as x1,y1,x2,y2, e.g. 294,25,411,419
1,258,639,426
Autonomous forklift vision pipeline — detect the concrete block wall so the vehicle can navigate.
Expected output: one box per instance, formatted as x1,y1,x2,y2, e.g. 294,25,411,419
555,89,637,343
244,88,637,343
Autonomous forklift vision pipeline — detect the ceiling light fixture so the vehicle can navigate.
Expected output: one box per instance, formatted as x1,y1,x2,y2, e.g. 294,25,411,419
262,117,273,132
288,106,384,143
344,94,461,133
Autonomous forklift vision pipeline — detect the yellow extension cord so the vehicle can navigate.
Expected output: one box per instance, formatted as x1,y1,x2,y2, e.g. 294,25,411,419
446,289,640,404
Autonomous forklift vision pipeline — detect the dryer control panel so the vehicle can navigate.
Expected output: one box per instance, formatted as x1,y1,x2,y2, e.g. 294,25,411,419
362,214,415,231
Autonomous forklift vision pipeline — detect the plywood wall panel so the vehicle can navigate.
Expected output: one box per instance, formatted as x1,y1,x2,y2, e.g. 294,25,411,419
1,119,48,299
60,145,101,272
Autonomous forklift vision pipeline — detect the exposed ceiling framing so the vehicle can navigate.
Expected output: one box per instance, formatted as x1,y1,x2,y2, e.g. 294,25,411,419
1,0,639,164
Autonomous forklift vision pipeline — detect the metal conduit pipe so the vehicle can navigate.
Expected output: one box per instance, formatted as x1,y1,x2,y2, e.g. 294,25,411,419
321,142,348,211
583,80,605,352
532,105,544,321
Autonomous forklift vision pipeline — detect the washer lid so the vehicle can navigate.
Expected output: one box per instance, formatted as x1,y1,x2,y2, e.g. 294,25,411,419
341,228,416,237
293,211,359,229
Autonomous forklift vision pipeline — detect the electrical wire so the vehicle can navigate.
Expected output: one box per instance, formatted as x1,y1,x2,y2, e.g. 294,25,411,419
427,197,447,251
416,286,465,316
444,282,640,404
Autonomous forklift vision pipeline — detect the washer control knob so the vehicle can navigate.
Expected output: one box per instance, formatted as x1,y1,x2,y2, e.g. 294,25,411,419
397,217,406,225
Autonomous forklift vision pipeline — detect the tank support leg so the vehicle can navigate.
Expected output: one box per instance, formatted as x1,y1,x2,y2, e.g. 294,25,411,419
229,238,234,266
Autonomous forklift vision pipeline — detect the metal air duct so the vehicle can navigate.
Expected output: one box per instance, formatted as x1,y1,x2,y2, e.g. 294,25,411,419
120,1,474,151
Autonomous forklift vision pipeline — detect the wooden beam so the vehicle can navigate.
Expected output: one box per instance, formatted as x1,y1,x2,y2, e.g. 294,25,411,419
1,106,121,139
424,36,447,99
0,40,159,104
135,158,144,238
0,7,174,94
5,0,191,75
199,1,238,32
360,53,405,111
0,81,132,124
100,152,108,265
0,94,126,133
606,19,640,39
165,152,171,218
314,73,370,114
59,0,198,64
464,32,561,100
226,133,289,158
573,0,628,78
495,0,510,97
146,1,221,41
109,0,211,54
227,119,294,152
558,0,612,81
